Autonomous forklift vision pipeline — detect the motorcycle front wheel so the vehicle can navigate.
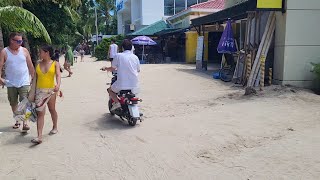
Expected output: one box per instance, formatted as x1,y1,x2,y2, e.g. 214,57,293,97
128,117,138,126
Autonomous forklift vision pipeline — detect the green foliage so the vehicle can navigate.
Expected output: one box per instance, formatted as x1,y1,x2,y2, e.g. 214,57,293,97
0,6,51,43
76,0,95,42
94,35,125,61
24,2,76,46
95,0,117,35
47,0,82,9
311,62,320,79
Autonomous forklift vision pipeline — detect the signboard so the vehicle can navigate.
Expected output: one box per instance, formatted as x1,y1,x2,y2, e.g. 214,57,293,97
116,0,124,12
196,36,204,61
257,0,283,10
196,36,204,69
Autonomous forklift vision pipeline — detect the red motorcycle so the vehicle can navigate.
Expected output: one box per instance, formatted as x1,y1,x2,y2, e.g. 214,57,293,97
105,72,143,126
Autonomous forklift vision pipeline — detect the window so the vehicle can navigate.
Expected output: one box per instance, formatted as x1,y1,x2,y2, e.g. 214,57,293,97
198,0,209,3
175,0,185,14
164,0,210,16
164,0,174,16
187,0,198,7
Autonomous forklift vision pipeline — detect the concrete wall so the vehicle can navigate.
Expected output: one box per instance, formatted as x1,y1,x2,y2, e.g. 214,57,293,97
117,0,165,34
274,0,320,87
141,0,164,26
273,11,287,83
117,0,132,34
185,31,209,63
117,13,123,34
131,0,142,26
186,32,198,63
117,11,131,34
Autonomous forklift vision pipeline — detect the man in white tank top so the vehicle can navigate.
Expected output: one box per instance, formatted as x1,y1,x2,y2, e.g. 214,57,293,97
108,39,118,62
0,32,35,132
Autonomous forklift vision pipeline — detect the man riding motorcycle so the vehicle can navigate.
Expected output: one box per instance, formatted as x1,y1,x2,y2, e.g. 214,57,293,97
102,39,140,111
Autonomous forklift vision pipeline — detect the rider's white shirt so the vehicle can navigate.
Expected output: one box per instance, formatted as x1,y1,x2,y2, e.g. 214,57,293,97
112,50,140,92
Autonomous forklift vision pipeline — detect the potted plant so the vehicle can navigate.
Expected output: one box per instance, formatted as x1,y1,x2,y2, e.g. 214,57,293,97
311,62,320,94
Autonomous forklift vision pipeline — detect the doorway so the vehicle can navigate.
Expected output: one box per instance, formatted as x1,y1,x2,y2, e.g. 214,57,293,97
208,32,223,63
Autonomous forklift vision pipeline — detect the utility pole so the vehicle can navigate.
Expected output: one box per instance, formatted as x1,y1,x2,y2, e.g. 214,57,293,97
174,0,176,14
95,7,99,46
185,0,187,10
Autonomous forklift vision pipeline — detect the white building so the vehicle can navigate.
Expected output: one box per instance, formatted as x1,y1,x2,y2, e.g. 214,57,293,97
116,0,210,34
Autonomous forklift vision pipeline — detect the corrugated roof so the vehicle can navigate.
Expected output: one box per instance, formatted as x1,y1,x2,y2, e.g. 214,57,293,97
129,20,170,36
168,0,225,20
155,28,188,36
190,0,225,9
191,0,256,26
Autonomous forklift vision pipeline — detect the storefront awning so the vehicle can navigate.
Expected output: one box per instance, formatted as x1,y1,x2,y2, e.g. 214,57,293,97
128,20,170,36
191,0,257,26
155,28,189,37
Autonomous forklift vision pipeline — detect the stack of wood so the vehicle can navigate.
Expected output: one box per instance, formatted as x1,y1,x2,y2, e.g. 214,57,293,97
243,11,276,95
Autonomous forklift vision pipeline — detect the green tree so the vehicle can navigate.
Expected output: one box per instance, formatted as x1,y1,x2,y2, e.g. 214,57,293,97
0,4,51,50
76,0,95,42
95,0,117,35
94,35,124,60
23,1,81,61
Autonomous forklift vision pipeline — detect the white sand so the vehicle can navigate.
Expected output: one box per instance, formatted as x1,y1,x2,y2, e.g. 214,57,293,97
0,56,319,179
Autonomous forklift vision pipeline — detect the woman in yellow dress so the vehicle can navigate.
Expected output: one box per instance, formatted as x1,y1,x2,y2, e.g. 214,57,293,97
31,45,61,144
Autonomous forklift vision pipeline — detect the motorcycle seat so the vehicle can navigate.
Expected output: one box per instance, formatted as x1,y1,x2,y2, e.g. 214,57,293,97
119,90,132,95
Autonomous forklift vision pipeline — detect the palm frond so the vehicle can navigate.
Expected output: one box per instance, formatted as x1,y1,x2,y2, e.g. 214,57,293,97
0,6,51,43
63,6,80,22
0,0,34,7
75,31,84,38
53,0,81,8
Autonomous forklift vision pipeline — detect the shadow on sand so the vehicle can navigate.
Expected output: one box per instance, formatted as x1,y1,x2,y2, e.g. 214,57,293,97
176,68,216,81
0,126,17,133
90,113,139,131
2,130,34,145
0,126,51,148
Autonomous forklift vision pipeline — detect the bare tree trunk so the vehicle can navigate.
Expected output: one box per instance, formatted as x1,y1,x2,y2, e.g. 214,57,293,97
19,2,31,53
0,25,5,87
0,25,5,51
22,34,31,52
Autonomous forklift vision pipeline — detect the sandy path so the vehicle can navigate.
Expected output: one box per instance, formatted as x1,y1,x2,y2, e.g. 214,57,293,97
0,56,319,180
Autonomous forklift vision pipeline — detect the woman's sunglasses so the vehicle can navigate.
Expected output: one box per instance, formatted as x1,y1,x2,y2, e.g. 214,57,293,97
12,39,23,44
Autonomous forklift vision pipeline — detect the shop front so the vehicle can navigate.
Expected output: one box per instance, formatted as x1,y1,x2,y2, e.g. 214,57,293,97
191,0,287,90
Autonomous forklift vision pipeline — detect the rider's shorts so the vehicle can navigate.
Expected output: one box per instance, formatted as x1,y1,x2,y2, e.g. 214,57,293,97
110,81,139,94
111,81,121,93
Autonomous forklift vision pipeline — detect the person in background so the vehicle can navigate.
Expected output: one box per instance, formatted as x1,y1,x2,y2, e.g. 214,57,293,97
73,49,78,63
52,50,60,62
64,45,73,77
31,44,61,144
80,49,85,62
53,49,63,73
0,32,35,132
108,39,118,62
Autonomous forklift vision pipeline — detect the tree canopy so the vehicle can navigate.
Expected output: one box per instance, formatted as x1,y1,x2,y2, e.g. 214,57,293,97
0,0,118,60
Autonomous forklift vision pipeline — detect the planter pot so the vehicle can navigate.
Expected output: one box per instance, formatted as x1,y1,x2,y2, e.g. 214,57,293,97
312,78,320,95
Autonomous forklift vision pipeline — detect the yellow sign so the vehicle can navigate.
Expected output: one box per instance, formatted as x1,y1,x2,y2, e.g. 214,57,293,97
257,0,283,9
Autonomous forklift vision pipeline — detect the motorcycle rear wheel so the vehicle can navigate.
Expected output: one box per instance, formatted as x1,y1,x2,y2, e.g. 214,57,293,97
108,100,115,116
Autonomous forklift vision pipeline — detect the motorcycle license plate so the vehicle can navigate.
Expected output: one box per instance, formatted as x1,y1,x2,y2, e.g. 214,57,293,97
128,105,140,118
